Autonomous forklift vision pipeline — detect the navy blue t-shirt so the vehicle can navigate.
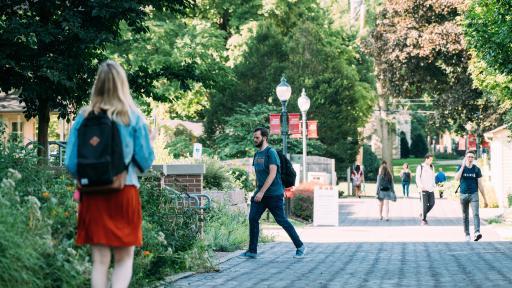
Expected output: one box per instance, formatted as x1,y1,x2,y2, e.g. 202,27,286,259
460,165,482,194
253,147,283,196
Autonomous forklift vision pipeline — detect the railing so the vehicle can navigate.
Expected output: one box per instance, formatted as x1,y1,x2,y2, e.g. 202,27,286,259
25,141,67,166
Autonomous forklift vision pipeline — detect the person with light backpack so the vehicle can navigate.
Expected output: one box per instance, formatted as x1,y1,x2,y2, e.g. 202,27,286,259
240,127,305,259
64,60,154,288
416,154,436,225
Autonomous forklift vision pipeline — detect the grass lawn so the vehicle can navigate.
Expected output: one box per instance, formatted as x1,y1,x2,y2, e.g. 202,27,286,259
392,158,460,184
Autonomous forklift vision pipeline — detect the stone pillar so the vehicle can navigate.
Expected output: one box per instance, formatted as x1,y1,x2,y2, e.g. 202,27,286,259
152,164,205,193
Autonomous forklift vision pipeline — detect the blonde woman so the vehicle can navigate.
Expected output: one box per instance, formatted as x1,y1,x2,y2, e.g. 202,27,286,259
65,60,155,288
376,161,397,221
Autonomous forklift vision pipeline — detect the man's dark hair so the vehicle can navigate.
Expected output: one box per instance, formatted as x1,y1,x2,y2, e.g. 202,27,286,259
424,153,433,159
254,127,269,139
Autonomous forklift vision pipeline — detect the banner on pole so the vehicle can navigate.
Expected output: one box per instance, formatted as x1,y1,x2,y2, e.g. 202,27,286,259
269,114,281,135
307,120,318,138
289,113,300,135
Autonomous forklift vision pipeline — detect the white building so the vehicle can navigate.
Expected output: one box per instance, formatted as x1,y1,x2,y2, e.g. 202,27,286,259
484,125,512,208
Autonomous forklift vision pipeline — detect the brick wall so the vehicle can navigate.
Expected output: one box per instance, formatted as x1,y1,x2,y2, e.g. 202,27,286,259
163,174,203,193
152,164,205,194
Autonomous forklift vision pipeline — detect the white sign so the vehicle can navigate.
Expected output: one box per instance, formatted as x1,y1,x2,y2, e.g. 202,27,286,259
193,143,203,160
313,186,339,226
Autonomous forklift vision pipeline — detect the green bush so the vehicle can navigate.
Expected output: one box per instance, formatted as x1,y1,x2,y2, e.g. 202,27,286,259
0,130,90,288
203,157,237,191
204,205,249,252
133,174,212,285
291,194,313,222
228,167,255,192
363,144,380,181
410,133,429,158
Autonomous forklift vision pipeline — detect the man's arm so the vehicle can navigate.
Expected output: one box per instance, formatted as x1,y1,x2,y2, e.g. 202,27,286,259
455,157,466,181
477,178,489,208
254,164,277,202
415,165,423,191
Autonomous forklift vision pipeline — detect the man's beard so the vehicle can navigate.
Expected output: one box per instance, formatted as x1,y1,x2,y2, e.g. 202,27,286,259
255,139,264,148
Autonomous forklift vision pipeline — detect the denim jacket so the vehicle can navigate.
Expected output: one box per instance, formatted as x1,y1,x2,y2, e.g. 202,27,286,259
64,110,155,188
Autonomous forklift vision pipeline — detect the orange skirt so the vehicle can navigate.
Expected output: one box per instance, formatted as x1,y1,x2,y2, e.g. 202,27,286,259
76,185,142,247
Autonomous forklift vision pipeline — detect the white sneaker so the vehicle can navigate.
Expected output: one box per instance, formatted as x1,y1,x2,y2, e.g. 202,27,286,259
474,232,482,242
465,235,471,242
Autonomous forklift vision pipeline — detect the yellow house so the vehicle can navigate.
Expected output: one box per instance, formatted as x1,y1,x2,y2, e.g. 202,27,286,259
0,92,70,145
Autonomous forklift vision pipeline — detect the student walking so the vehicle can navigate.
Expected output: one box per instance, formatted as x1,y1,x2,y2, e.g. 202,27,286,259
376,161,397,221
416,154,436,225
399,163,412,198
454,152,489,241
435,168,447,198
351,164,365,198
240,127,306,259
65,60,155,288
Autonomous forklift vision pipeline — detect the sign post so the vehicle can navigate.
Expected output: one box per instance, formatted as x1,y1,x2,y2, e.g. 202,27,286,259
313,186,339,226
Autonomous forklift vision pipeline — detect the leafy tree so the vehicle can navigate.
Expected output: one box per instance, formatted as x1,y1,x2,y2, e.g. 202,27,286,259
464,0,512,77
365,0,502,134
363,144,380,181
208,1,376,173
410,133,428,158
214,104,326,160
399,131,410,159
108,12,235,121
0,1,193,157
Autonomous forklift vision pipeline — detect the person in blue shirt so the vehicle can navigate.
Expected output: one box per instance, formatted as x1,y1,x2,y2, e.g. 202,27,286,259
240,127,305,259
64,60,154,287
435,168,447,198
454,152,489,242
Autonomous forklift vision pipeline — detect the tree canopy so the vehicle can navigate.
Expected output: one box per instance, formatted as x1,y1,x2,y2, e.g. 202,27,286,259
0,1,193,156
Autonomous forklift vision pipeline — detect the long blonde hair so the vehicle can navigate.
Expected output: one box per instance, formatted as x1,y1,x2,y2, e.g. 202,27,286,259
84,60,140,125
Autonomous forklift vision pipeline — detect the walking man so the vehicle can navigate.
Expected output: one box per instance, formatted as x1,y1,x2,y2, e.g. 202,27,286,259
455,152,489,241
240,127,306,259
416,154,436,225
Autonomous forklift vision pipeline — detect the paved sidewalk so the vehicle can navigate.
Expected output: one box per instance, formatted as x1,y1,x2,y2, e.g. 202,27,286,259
172,197,512,288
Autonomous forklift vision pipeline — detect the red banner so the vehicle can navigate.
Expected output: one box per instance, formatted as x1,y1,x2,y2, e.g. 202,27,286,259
288,113,300,135
468,134,477,151
269,114,281,135
307,120,318,138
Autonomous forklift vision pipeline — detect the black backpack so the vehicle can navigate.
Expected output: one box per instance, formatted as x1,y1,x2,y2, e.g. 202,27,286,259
276,149,296,188
76,111,127,192
379,178,391,191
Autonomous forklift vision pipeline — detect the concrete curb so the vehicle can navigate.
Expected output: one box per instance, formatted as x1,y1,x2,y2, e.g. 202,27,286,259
153,249,244,287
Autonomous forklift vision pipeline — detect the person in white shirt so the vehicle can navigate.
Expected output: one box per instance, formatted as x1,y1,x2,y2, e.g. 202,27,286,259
416,154,436,225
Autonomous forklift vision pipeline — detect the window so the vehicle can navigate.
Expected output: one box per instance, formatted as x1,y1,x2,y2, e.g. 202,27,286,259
11,122,23,139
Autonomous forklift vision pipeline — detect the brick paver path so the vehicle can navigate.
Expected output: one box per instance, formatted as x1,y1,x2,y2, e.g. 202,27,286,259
172,197,512,288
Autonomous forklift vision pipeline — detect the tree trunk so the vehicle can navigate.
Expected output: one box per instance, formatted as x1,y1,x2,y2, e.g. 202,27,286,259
376,80,393,170
37,99,50,163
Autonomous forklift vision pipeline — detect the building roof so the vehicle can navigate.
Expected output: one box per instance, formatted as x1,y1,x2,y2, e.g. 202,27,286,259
484,125,509,136
0,92,25,112
162,119,204,137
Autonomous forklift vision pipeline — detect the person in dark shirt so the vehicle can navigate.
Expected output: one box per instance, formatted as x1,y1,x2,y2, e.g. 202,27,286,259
454,152,489,242
240,127,305,259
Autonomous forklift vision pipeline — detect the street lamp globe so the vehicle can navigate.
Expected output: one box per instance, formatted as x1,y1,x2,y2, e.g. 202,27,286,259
465,122,473,132
276,76,292,102
298,88,310,113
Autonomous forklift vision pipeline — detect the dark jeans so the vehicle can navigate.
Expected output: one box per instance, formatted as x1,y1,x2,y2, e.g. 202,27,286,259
248,195,303,254
460,193,480,236
422,191,435,221
402,182,410,197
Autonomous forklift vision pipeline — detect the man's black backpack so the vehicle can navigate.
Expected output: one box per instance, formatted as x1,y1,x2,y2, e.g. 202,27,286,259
276,149,296,188
76,111,127,193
